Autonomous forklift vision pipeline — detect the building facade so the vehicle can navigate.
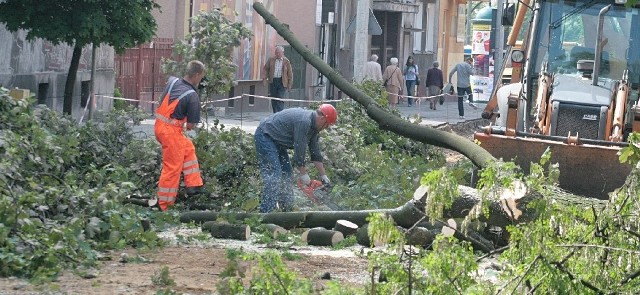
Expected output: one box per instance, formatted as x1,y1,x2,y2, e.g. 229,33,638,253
0,24,115,118
128,0,470,113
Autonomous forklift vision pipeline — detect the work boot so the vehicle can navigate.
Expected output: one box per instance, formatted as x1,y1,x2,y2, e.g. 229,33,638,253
185,186,205,196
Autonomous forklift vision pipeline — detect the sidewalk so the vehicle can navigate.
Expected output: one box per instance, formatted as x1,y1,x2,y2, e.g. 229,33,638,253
135,94,485,135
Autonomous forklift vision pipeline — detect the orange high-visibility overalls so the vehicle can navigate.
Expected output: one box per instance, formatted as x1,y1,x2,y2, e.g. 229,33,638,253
154,78,203,211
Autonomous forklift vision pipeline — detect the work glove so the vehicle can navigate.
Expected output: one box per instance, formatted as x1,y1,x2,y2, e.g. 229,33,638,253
298,173,311,186
320,175,330,185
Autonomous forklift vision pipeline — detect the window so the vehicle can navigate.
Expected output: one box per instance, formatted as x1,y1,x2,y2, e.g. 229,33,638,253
339,0,352,49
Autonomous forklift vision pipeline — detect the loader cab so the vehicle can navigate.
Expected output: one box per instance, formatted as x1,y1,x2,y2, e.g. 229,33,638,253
524,0,640,129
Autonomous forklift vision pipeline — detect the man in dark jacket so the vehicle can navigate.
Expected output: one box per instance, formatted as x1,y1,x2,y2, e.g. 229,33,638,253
425,61,444,110
254,104,337,213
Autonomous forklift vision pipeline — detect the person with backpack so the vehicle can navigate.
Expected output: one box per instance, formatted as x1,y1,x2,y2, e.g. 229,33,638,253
403,56,419,107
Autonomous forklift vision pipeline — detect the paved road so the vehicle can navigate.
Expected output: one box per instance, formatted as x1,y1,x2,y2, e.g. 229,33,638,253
134,94,486,136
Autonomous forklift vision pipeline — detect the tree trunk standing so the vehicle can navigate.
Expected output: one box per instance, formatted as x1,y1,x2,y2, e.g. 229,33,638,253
353,0,370,83
63,45,83,115
252,2,495,169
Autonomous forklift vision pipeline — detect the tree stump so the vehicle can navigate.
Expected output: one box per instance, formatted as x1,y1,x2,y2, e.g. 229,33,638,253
333,219,359,237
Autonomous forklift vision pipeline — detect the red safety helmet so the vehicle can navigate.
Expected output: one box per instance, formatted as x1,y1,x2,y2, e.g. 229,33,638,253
318,104,337,125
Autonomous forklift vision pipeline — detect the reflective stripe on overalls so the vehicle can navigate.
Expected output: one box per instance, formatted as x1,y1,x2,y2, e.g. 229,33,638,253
154,78,202,210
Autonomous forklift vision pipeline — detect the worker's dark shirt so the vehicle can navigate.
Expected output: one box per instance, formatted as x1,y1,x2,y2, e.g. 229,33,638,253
160,77,201,124
258,108,323,167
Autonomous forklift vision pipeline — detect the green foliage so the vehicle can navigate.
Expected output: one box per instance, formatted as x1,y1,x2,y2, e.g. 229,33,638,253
365,213,494,294
0,0,158,52
162,9,253,98
367,213,404,248
619,133,640,165
333,235,357,249
0,88,161,281
0,0,159,114
191,125,261,209
420,168,459,221
112,87,127,111
322,81,445,209
219,250,314,294
419,236,493,294
151,266,176,287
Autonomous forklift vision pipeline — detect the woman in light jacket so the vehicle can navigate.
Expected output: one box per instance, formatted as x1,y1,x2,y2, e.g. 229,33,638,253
382,57,404,108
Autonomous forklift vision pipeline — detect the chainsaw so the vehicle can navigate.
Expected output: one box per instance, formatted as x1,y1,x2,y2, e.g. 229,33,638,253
296,179,341,210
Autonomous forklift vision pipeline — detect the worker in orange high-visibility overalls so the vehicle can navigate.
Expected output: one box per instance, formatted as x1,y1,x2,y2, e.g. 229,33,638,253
154,60,206,211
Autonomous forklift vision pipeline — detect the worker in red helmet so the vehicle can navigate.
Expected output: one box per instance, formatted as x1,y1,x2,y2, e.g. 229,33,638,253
254,104,337,213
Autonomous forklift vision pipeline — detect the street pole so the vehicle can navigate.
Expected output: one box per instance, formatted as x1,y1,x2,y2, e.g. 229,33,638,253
353,0,370,83
494,0,505,87
88,43,96,120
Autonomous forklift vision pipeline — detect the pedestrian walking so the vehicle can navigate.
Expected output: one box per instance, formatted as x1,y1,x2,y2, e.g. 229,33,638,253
263,45,293,113
363,54,383,81
382,57,404,108
448,57,477,119
425,61,444,110
403,56,419,107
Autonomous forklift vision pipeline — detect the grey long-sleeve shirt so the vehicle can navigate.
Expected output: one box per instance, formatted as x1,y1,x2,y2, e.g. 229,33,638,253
259,108,322,167
448,62,474,88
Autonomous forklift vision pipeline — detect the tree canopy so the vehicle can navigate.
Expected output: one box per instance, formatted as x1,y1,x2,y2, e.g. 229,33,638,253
0,0,160,115
162,9,253,98
0,0,159,52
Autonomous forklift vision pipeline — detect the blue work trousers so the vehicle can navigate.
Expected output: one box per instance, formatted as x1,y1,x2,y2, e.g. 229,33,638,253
254,127,294,213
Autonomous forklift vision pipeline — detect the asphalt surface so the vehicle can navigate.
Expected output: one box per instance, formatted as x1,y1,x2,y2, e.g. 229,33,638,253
133,94,486,136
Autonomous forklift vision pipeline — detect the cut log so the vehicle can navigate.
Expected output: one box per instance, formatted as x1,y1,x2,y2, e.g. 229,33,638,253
123,198,157,207
262,223,288,239
333,219,359,237
302,228,344,246
202,222,250,240
406,227,437,247
355,224,385,247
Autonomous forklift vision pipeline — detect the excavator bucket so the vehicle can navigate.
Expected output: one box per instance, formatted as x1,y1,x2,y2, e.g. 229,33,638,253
474,132,632,199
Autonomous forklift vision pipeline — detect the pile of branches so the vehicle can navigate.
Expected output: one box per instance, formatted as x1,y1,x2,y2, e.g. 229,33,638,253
0,90,163,280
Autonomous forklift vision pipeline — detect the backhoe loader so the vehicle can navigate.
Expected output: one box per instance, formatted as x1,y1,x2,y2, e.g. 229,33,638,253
475,0,640,199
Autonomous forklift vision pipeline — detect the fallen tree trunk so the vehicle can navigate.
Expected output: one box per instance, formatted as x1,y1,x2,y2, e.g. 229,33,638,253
252,2,495,169
182,182,606,233
181,201,425,229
